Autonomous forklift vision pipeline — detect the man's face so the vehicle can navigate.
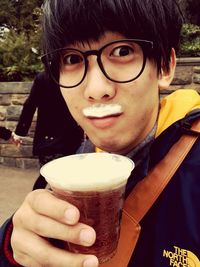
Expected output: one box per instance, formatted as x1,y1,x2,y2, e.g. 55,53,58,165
60,32,160,154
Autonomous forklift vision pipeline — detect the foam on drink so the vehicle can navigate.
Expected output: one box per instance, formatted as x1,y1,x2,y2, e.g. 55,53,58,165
41,153,133,191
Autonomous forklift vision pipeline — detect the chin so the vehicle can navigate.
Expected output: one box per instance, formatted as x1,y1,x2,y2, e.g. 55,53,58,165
89,131,129,153
96,140,124,153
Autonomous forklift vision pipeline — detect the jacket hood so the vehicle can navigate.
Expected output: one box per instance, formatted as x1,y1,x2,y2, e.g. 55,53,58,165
156,89,200,137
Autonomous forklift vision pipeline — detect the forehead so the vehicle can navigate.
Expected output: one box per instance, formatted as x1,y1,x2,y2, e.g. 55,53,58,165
66,32,127,50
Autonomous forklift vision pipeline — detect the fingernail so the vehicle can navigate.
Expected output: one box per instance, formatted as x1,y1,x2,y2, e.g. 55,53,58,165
83,256,99,267
64,208,78,224
80,229,96,246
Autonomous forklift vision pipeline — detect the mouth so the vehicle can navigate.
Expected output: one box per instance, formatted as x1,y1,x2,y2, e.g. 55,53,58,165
82,103,123,118
82,103,123,129
86,113,122,129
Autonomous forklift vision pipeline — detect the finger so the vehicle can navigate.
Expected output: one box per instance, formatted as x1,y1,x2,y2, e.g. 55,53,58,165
17,142,21,147
26,189,80,225
12,228,99,267
13,197,96,246
22,209,96,245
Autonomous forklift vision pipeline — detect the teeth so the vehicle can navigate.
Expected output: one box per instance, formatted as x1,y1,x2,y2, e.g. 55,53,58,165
82,104,123,118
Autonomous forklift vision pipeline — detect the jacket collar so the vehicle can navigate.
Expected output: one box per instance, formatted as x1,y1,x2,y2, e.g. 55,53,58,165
157,89,200,137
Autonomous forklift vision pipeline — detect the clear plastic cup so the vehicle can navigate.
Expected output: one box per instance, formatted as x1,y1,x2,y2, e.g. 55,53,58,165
41,152,134,263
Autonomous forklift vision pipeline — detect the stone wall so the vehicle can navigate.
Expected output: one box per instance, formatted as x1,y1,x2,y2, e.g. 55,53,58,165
0,82,39,169
168,57,200,93
1,58,200,169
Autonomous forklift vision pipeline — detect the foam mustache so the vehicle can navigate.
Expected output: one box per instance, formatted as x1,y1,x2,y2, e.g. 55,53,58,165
82,104,123,118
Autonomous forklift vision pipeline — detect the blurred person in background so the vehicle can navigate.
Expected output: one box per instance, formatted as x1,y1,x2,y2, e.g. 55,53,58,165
12,71,83,189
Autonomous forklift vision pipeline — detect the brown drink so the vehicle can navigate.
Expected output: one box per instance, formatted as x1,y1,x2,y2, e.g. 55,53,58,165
41,153,134,263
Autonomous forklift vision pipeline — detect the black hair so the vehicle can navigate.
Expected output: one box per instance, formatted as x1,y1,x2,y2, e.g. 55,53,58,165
42,0,183,73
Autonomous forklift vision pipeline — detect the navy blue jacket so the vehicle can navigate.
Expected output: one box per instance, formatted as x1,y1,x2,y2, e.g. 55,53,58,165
128,111,200,266
0,90,200,266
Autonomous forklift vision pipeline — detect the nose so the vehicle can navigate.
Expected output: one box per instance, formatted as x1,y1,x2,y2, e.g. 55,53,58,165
83,57,116,101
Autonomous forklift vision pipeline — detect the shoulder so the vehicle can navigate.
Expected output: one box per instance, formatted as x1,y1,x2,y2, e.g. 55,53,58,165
151,111,200,167
35,72,58,88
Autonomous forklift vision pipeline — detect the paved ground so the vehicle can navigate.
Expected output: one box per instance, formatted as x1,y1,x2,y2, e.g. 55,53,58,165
0,165,39,225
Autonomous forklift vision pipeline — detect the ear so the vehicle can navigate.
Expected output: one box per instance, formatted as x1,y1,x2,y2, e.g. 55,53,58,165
158,48,176,90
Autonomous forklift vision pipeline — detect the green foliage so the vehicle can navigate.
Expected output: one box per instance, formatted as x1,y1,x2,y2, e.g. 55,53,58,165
0,0,44,81
0,0,43,33
0,30,43,81
179,23,200,57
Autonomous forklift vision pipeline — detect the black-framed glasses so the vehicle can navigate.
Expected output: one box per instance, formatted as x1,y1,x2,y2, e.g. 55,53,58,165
41,39,153,89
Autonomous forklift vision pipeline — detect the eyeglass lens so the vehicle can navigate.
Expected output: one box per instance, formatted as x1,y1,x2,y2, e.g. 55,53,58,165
46,40,150,88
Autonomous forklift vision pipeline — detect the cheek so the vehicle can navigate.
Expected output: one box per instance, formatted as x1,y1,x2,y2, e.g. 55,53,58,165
135,68,159,101
67,100,80,121
60,90,80,118
125,71,159,120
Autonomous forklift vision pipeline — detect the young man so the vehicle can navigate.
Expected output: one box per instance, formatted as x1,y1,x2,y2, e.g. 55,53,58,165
1,0,200,266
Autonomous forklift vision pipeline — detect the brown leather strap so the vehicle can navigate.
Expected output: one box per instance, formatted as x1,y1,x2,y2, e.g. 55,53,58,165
101,119,200,267
125,120,200,222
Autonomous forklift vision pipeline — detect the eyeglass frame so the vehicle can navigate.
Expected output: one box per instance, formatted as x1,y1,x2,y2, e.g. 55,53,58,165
41,38,154,89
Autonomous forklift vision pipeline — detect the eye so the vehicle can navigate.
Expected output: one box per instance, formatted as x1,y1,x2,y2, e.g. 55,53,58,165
111,45,134,57
62,53,83,65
